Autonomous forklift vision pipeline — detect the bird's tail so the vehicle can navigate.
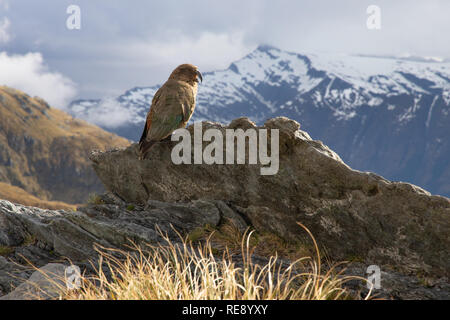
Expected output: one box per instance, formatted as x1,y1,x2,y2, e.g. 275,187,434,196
138,140,157,160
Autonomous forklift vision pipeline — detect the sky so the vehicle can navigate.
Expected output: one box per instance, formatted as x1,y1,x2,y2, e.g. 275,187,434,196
0,0,449,109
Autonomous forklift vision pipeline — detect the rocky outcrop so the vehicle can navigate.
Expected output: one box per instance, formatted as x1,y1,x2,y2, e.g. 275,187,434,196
0,193,448,300
1,116,449,299
0,194,247,297
90,117,450,280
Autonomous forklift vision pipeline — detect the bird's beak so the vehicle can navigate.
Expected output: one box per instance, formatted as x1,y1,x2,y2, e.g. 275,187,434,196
196,70,203,83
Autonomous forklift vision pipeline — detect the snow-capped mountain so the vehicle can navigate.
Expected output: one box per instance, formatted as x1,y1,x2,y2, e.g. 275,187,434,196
68,45,450,197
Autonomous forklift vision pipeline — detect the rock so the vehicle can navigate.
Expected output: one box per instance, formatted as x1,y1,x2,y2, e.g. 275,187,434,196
0,196,248,297
214,200,248,234
0,198,241,258
0,263,67,300
0,200,110,261
0,196,447,300
342,263,450,300
89,117,450,280
1,116,449,300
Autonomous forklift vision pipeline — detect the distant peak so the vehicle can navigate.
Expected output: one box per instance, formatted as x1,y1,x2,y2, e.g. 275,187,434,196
255,44,280,52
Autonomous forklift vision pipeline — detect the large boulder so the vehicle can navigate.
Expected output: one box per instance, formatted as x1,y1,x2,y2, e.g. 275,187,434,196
90,117,450,279
0,116,448,299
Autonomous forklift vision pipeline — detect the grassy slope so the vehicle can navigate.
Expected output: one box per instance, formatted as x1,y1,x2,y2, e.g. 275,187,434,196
0,86,130,204
0,181,76,210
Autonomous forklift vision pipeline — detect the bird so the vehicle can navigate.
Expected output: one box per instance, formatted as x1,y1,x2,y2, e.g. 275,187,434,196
138,64,202,159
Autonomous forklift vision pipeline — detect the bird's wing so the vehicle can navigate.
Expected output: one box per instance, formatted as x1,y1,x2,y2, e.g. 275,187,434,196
139,80,195,155
139,88,161,144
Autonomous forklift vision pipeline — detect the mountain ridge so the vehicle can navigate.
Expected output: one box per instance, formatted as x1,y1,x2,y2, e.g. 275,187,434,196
0,86,130,204
68,46,450,197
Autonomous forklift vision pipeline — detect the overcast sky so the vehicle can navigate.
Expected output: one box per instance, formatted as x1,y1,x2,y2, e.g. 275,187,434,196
0,0,449,108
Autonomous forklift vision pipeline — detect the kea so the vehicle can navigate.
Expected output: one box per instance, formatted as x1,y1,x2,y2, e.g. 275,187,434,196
138,64,203,159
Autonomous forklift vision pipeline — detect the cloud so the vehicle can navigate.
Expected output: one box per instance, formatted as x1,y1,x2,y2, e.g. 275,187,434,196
121,31,251,73
0,0,8,11
4,0,450,101
64,31,251,129
0,51,77,108
58,31,252,100
0,17,10,43
71,98,137,129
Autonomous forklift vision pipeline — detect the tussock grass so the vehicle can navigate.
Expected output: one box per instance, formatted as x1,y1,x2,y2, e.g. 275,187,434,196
200,219,313,261
58,224,371,300
87,193,104,205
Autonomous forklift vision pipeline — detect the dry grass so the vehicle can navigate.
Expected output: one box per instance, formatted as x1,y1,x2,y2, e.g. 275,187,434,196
0,86,130,205
56,224,371,300
0,182,76,210
197,219,314,261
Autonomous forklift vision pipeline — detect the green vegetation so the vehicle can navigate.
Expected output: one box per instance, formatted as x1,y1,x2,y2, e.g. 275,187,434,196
0,246,14,256
87,193,104,205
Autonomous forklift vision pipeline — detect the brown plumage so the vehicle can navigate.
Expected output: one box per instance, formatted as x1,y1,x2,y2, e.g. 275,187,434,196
138,64,202,159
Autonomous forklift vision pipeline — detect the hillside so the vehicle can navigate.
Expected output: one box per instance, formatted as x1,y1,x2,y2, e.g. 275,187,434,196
0,86,130,204
0,181,75,210
68,45,450,197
